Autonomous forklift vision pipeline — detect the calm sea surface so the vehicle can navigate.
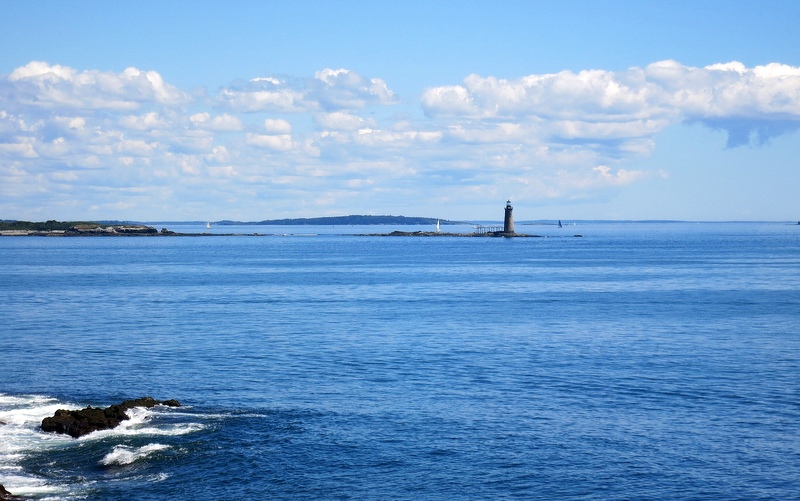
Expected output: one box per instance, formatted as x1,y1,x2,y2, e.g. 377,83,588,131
1,222,799,500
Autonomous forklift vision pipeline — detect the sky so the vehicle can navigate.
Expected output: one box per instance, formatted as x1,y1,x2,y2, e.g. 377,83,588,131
2,0,799,222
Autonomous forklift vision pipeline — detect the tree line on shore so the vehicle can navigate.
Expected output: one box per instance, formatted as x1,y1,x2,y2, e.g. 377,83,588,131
0,220,110,231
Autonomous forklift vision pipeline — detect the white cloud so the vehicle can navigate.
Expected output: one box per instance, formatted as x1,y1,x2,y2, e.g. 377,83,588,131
116,137,158,156
0,140,38,158
445,123,528,143
315,111,376,131
179,155,201,175
3,59,800,220
250,77,282,85
51,170,78,181
421,85,476,116
548,119,669,140
263,118,292,134
311,68,397,110
352,128,442,148
218,68,397,113
190,112,243,131
4,61,190,111
422,60,800,146
68,117,86,130
705,62,747,74
208,165,238,177
219,86,306,113
9,61,77,83
121,112,168,131
204,145,230,164
246,133,294,151
592,165,645,185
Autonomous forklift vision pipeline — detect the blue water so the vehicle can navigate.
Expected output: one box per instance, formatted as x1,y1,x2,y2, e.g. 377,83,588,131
1,222,799,499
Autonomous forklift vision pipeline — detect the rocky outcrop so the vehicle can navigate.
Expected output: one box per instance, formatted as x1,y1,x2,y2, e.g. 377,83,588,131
40,397,181,438
66,224,158,235
0,224,159,236
0,484,24,500
360,230,543,237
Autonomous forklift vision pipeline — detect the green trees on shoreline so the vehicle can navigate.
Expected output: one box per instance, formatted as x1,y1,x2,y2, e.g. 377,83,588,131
0,220,109,231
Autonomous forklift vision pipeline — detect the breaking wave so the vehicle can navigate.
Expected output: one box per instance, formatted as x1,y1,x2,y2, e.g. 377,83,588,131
100,443,170,466
0,393,203,500
77,406,205,441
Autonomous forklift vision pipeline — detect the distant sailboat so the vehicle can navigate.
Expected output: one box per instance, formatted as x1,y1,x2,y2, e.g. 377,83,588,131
558,220,562,228
206,221,211,229
436,219,440,232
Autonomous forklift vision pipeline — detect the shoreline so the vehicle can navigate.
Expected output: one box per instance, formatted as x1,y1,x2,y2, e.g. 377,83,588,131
0,222,584,238
358,230,544,237
0,230,269,237
0,230,587,238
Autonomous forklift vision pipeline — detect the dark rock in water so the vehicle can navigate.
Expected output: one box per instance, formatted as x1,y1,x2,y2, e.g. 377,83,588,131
41,397,181,438
0,484,24,500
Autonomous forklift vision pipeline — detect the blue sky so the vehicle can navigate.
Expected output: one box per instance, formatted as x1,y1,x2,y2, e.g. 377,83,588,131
2,1,799,221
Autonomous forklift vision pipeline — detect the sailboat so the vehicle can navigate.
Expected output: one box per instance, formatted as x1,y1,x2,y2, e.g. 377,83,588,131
206,221,211,229
436,219,440,232
558,220,562,228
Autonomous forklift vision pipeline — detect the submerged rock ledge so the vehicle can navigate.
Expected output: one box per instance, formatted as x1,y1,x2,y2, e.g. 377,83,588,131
360,230,541,237
358,230,586,237
40,397,181,438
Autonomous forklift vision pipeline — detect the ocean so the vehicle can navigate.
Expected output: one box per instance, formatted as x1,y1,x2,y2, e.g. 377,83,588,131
1,222,799,500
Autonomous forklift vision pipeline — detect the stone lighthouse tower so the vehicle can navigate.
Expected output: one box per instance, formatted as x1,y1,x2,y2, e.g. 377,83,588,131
503,199,514,234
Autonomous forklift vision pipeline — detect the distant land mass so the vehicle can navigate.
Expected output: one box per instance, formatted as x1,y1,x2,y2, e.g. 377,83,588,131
0,220,160,236
0,218,589,238
1,216,462,228
0,216,465,236
216,215,462,226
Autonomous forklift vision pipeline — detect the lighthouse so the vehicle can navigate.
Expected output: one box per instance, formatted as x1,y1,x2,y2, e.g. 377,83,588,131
503,199,514,234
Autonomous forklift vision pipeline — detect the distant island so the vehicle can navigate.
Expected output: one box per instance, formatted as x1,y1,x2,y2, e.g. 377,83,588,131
0,217,460,237
0,218,583,238
0,220,253,237
216,215,462,226
0,220,161,236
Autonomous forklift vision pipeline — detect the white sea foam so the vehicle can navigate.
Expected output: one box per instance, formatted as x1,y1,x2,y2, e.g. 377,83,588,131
0,473,68,498
78,406,205,441
100,443,169,466
149,472,171,482
0,394,53,406
0,397,74,429
0,394,202,499
0,394,78,497
0,394,76,458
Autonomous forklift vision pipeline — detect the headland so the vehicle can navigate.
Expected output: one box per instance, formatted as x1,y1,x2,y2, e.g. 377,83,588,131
0,221,265,237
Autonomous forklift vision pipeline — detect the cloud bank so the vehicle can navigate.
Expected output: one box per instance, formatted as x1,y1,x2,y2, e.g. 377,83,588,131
422,60,800,146
1,60,799,219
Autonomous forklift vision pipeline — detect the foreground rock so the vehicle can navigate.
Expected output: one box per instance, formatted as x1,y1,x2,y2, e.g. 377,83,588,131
0,484,24,500
41,397,181,438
